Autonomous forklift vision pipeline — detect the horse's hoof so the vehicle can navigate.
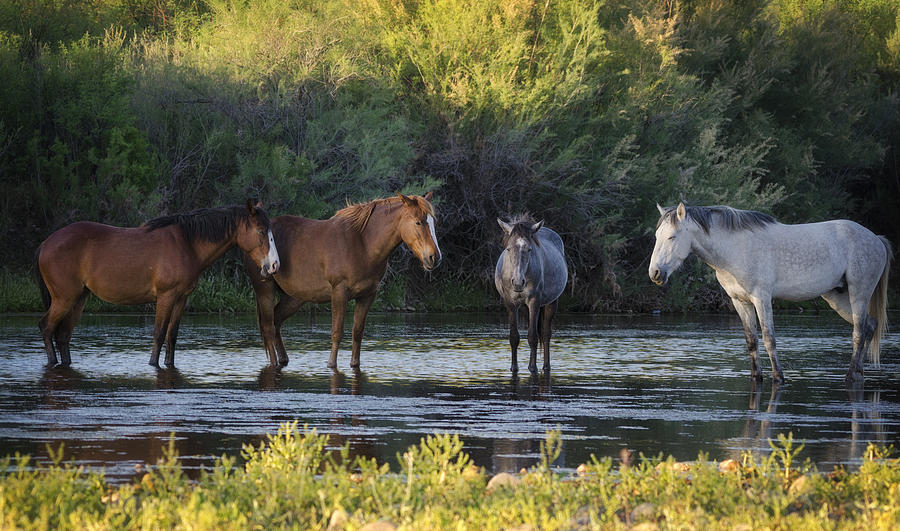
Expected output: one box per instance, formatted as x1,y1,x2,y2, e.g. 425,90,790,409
277,359,289,367
149,362,160,368
56,361,71,368
845,372,865,385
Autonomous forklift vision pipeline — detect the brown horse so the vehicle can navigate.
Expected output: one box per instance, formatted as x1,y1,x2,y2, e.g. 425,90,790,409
244,193,441,369
36,201,280,368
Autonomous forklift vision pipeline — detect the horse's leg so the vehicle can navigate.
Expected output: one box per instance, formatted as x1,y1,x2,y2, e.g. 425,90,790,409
350,292,376,369
149,292,177,368
732,299,763,381
273,295,302,367
848,293,877,384
39,298,76,367
506,303,520,374
526,298,541,375
328,286,349,370
751,297,784,383
249,276,279,367
540,300,558,373
821,288,874,383
163,295,189,367
53,289,89,367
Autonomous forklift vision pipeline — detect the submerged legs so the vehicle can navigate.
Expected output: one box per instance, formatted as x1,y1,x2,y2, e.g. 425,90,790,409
328,287,349,370
822,288,874,384
350,292,376,369
526,299,540,374
751,297,784,384
539,300,557,373
506,303,520,374
732,299,762,380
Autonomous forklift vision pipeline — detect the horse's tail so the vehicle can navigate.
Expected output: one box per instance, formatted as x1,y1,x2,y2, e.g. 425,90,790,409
34,244,51,311
868,236,892,366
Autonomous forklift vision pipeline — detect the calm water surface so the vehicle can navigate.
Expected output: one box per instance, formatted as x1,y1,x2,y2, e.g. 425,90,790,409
1,311,898,480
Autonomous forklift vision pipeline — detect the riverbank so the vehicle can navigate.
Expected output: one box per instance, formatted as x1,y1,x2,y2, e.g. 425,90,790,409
1,423,897,530
6,269,899,315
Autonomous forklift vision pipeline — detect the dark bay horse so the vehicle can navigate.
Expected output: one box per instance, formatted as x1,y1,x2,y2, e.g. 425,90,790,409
650,202,892,384
495,215,568,375
36,201,280,368
244,193,441,369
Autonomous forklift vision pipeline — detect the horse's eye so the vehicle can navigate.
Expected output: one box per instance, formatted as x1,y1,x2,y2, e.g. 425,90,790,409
415,221,422,226
668,236,675,240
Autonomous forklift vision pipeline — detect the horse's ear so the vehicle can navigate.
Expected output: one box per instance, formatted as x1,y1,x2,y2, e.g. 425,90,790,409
255,201,264,209
676,202,687,222
423,191,433,201
498,218,513,234
530,220,544,232
398,193,417,207
246,199,256,214
657,203,666,216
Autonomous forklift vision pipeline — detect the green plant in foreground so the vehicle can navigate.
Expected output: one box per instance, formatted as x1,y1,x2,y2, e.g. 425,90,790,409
1,423,899,529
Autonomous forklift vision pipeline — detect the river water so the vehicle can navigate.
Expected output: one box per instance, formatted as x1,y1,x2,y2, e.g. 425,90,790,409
1,311,898,480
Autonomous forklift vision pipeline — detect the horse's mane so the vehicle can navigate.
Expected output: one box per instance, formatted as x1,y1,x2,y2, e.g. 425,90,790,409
658,205,776,234
334,195,436,233
502,213,541,247
143,205,269,242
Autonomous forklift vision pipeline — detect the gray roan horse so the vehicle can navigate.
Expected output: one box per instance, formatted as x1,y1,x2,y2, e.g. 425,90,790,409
495,215,568,375
649,202,892,384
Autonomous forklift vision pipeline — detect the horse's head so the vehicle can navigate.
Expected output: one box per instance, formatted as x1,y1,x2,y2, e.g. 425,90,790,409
649,202,693,285
238,200,280,277
396,192,442,271
498,217,543,293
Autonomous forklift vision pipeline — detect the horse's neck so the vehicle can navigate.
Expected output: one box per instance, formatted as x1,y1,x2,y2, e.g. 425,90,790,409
357,205,402,263
689,225,740,270
188,234,237,270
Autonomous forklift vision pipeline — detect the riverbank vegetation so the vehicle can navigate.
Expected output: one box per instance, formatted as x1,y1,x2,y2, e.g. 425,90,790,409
1,423,898,529
2,0,899,313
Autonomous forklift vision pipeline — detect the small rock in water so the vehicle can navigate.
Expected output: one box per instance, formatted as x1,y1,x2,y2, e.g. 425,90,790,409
718,459,740,473
487,471,522,491
359,521,396,531
327,508,349,531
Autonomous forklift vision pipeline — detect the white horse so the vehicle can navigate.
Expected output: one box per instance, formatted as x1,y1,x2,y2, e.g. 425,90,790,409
649,202,892,384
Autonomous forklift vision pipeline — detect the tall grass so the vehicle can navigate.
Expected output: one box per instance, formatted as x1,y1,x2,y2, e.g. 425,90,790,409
1,423,898,529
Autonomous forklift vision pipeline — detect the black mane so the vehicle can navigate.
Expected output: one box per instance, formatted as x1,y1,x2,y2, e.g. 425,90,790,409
143,205,269,242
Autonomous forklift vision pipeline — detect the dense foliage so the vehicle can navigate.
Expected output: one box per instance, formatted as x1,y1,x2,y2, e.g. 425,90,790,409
2,0,898,311
1,423,899,529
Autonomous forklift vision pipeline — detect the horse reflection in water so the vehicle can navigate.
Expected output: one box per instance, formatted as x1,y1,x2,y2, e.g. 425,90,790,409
650,202,892,383
495,215,568,375
739,381,782,455
846,389,888,463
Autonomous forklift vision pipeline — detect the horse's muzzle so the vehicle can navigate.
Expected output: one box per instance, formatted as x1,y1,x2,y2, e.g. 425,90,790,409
262,260,280,277
649,268,667,286
422,254,441,271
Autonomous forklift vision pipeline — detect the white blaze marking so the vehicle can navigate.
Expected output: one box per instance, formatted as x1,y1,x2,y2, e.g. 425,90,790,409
267,230,280,268
426,215,441,256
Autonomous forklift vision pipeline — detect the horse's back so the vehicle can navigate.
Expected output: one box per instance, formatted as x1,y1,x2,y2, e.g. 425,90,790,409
39,221,188,303
269,215,367,301
536,227,567,301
